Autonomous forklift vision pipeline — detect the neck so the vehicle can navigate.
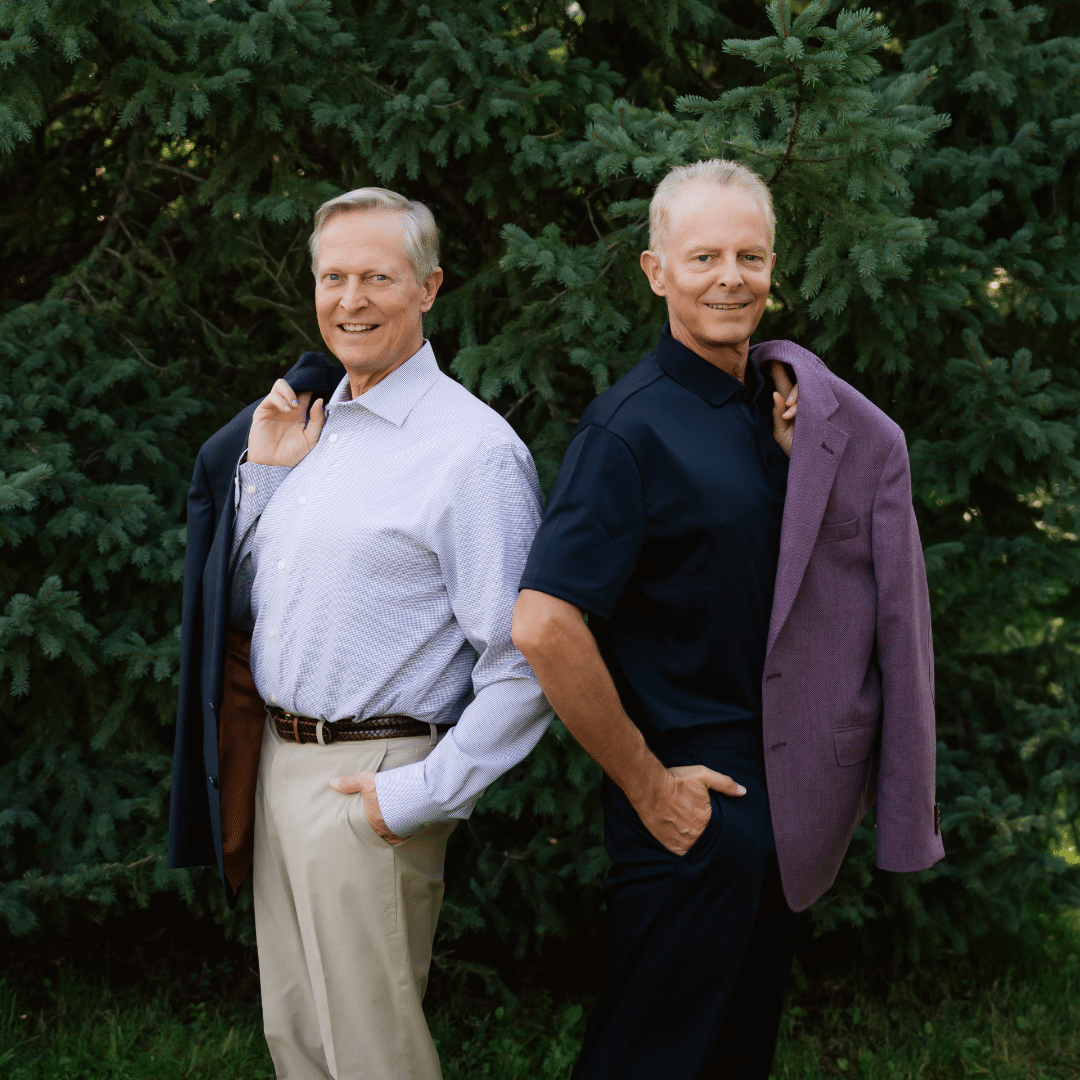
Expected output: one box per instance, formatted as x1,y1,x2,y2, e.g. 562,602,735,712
667,318,750,383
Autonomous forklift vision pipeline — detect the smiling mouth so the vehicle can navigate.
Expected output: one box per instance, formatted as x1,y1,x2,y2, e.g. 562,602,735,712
340,323,378,333
706,302,750,310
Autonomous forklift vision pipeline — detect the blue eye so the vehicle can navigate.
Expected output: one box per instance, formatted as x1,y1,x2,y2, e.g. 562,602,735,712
327,273,340,281
374,274,388,281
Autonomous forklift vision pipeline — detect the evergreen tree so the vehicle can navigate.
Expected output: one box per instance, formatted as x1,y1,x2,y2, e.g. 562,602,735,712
462,0,1080,957
0,0,1076,962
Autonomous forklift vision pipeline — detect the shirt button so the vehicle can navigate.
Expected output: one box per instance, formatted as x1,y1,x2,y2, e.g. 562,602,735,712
328,433,338,443
246,484,256,494
269,694,277,704
268,628,277,638
298,495,308,505
277,560,286,570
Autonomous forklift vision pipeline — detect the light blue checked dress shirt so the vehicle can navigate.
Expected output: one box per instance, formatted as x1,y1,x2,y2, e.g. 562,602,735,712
229,342,553,836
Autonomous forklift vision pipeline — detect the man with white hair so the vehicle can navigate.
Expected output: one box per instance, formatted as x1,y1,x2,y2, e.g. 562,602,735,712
513,160,943,1077
172,188,552,1079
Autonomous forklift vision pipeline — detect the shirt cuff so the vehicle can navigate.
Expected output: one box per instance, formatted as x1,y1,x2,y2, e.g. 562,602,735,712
373,679,554,837
237,461,291,515
374,761,442,838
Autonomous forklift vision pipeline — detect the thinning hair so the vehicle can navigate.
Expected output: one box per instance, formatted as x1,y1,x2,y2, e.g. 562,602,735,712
308,187,440,283
649,160,775,262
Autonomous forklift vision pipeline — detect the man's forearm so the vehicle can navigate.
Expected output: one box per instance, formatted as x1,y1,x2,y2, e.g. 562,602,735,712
512,589,667,806
373,678,552,836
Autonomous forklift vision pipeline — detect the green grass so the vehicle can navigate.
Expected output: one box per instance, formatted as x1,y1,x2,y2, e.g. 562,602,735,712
0,971,274,1079
770,914,1080,1079
2,912,1077,1079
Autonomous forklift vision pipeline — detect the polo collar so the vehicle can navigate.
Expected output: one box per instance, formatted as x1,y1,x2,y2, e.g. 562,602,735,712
330,340,441,427
654,323,762,407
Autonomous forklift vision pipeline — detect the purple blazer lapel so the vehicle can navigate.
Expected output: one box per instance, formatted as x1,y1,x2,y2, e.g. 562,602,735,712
749,340,849,656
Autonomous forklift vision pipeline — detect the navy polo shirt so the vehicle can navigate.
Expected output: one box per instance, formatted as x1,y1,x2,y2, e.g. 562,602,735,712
520,324,789,741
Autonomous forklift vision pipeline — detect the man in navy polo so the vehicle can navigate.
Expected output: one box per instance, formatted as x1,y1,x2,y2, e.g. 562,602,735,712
513,154,943,1078
513,159,800,1078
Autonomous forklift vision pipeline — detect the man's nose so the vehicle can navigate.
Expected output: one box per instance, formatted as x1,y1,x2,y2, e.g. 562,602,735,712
340,278,369,310
714,255,744,287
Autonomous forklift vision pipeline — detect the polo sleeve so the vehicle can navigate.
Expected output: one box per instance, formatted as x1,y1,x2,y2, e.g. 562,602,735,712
519,423,645,619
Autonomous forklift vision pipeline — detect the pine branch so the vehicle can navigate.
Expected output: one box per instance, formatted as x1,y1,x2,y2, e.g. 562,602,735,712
118,333,167,371
768,68,804,187
140,159,204,183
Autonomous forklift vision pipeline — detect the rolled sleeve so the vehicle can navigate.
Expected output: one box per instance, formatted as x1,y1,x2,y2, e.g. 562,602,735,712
233,462,292,544
230,461,292,570
229,461,293,629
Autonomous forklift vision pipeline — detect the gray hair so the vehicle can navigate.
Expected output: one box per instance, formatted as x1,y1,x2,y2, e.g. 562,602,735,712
649,160,775,262
309,187,440,283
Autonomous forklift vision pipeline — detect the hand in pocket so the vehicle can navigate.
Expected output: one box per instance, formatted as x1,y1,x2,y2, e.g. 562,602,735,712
331,771,404,845
634,765,744,856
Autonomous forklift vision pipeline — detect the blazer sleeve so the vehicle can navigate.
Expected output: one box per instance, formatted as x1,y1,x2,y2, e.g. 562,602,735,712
871,431,945,872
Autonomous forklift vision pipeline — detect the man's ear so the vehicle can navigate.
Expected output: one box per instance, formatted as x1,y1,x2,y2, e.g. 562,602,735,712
420,267,444,312
639,250,667,297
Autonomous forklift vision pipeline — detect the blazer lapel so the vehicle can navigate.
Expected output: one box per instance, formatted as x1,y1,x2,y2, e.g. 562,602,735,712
749,340,849,656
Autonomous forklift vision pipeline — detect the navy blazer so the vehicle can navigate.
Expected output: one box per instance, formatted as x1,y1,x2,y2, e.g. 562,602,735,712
167,351,344,902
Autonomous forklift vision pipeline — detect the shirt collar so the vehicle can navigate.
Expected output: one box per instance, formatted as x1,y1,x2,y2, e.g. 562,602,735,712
653,322,764,407
329,339,441,427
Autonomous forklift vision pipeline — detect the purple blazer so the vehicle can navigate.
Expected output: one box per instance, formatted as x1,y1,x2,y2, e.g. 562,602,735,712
749,340,945,911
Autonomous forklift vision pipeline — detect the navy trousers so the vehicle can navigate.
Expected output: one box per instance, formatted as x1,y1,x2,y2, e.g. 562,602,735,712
573,735,801,1080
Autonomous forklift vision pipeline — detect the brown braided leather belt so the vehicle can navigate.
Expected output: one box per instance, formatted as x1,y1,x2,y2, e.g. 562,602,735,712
267,704,433,745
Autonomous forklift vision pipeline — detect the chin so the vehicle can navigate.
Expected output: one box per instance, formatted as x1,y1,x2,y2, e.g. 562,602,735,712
700,324,754,346
334,337,376,358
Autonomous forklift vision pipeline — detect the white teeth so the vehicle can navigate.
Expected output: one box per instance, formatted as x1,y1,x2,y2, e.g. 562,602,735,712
707,303,748,310
341,323,376,332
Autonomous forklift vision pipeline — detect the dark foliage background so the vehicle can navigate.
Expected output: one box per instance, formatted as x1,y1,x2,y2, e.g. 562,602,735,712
1,0,1077,965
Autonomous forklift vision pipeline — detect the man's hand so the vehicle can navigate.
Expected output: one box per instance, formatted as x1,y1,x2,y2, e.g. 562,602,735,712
636,765,745,856
770,360,798,458
248,379,326,467
330,771,405,845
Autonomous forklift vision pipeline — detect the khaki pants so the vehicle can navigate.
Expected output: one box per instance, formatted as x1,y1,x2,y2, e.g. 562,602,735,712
253,719,455,1080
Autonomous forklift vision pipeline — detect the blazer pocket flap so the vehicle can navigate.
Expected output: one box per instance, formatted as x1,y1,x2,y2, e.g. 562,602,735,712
816,517,859,545
833,725,877,767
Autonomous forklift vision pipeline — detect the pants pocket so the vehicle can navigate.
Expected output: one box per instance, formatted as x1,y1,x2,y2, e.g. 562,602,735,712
344,742,393,847
345,735,438,848
682,789,724,859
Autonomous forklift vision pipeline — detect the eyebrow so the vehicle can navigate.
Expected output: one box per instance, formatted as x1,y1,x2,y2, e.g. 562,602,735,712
319,266,389,276
688,244,769,256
